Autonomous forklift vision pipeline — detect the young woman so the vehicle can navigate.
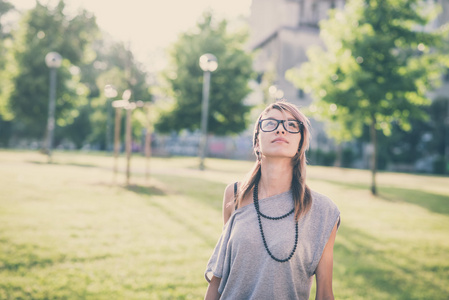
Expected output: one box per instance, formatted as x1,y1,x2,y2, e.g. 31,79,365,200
204,101,340,300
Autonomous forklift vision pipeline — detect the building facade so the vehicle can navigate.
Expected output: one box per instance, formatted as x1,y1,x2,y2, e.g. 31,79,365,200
248,0,449,170
249,0,449,105
249,0,346,106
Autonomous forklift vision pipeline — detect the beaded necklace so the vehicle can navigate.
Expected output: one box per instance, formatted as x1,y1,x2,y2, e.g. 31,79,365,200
253,182,298,262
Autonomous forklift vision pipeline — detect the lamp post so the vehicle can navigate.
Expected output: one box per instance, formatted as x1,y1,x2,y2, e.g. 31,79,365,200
45,52,62,163
104,84,118,152
445,99,449,173
111,90,150,185
198,53,218,170
112,90,132,184
268,85,284,102
135,100,153,181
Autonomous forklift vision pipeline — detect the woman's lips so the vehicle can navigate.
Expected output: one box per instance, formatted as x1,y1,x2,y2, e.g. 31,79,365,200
272,137,288,143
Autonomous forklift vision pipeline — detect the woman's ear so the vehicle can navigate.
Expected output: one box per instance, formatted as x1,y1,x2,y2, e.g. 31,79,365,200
254,139,261,160
254,139,260,152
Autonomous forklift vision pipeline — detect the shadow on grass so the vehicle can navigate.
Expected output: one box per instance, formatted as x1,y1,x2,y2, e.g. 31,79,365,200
0,239,112,272
0,250,58,271
133,174,225,247
152,173,224,211
318,179,449,216
142,196,219,248
379,187,449,216
313,178,370,191
27,160,98,168
126,184,166,196
186,164,250,174
335,225,448,299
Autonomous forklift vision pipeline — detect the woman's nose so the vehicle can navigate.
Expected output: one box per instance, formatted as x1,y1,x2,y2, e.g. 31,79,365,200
276,127,286,134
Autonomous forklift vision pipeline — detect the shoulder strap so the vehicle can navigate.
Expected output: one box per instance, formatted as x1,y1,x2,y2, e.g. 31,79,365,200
233,182,238,209
233,182,237,201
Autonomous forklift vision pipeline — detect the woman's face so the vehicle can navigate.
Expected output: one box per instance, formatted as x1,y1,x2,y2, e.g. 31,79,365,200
256,109,302,160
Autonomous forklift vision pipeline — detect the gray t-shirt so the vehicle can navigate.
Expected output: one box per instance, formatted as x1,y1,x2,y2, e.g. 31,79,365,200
205,189,340,299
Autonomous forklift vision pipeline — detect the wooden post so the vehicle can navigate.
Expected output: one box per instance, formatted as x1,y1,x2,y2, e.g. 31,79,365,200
370,116,377,195
125,108,132,186
145,105,151,181
113,108,122,181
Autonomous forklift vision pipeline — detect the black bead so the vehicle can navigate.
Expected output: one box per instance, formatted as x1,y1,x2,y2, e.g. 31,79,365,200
254,182,298,263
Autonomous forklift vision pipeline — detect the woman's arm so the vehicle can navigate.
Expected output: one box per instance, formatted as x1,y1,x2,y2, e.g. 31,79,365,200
204,276,222,300
315,220,339,300
222,182,236,225
205,184,235,299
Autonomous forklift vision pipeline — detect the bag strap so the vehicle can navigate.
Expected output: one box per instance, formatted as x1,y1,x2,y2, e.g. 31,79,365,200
233,182,238,209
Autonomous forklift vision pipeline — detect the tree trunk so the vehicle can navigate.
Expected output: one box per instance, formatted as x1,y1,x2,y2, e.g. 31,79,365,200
335,142,342,167
370,116,377,195
41,131,49,155
145,105,152,181
125,108,132,186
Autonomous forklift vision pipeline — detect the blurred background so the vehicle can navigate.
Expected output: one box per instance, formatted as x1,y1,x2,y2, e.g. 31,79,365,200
1,0,449,299
1,0,448,174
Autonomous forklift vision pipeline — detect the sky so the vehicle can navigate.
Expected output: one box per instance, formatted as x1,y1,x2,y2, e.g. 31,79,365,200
11,0,252,71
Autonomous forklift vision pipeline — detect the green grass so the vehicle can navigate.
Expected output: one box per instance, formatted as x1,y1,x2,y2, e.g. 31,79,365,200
0,150,448,299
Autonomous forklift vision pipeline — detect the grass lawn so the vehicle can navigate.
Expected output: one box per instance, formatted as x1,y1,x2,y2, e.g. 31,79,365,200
0,150,448,299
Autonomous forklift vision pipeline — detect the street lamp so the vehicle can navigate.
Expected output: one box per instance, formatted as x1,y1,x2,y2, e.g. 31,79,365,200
445,99,449,173
45,51,62,162
135,100,153,181
111,90,150,185
104,84,118,152
112,90,132,184
268,85,284,101
198,53,218,170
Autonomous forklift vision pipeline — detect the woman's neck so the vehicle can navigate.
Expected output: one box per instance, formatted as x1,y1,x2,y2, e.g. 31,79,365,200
258,157,293,199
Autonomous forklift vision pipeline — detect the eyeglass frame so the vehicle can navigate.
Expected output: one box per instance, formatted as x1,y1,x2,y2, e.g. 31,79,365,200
258,118,303,134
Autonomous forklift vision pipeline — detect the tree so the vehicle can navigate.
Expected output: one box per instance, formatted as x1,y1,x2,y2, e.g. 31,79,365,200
4,0,98,144
287,0,449,194
1,0,152,150
0,0,13,37
0,0,14,146
427,96,449,173
60,38,152,150
155,12,254,135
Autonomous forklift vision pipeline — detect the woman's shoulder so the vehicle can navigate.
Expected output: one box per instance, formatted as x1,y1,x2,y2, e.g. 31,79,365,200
309,189,339,213
308,189,341,230
224,182,238,202
223,182,239,224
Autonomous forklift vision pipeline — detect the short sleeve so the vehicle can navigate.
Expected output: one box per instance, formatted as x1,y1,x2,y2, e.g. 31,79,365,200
205,216,235,283
308,192,340,276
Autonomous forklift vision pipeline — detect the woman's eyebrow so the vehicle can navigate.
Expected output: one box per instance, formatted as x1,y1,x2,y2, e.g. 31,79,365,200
264,117,298,121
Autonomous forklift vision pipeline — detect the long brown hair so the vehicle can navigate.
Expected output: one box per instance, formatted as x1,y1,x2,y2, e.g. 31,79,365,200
237,100,312,220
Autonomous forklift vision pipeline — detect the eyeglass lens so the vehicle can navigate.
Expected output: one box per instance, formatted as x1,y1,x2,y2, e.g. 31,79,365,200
260,119,301,133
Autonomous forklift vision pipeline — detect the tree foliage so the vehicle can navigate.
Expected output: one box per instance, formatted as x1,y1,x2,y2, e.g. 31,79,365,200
4,0,98,139
287,0,449,193
77,40,152,150
0,0,14,146
0,0,13,35
155,12,254,135
0,0,14,116
0,0,152,149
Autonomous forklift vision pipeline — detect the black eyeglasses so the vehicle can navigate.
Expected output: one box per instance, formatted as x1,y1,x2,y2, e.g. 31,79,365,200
259,118,303,134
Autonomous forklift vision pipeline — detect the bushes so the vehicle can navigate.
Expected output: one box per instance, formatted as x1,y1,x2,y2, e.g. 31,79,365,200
308,149,337,166
433,155,448,175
